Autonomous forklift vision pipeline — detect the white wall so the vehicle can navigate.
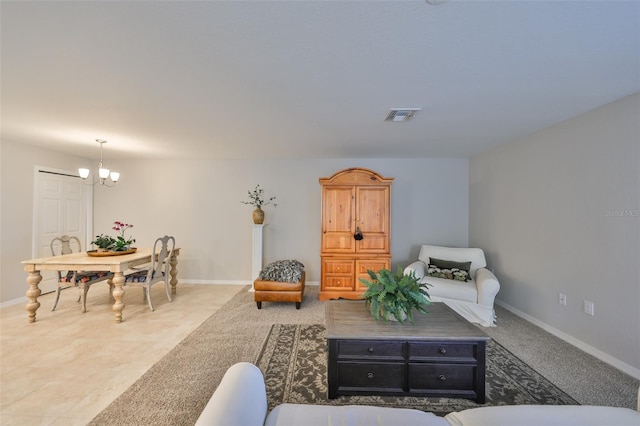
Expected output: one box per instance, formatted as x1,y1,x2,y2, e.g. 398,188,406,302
469,93,640,373
1,150,469,302
92,158,469,284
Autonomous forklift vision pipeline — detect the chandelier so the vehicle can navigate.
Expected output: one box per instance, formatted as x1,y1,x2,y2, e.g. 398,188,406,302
78,139,120,186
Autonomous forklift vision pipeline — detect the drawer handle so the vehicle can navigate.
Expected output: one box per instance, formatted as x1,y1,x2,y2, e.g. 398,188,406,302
438,374,446,381
367,372,374,379
368,346,374,353
439,347,447,354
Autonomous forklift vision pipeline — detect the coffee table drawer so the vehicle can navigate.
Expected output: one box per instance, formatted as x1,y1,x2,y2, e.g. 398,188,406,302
337,340,404,359
408,363,476,391
408,342,477,362
337,362,405,391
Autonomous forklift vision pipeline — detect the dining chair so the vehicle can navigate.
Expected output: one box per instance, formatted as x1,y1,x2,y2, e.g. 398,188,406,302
50,235,111,312
123,235,175,311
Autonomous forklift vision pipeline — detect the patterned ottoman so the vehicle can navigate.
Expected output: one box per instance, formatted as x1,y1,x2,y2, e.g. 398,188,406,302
254,260,305,309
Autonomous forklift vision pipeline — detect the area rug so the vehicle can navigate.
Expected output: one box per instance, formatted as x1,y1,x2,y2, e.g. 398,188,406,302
256,323,578,416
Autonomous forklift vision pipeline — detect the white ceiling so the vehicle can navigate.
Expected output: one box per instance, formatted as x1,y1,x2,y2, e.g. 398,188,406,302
2,0,639,160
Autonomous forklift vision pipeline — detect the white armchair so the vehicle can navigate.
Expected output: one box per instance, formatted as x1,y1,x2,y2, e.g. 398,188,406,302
404,244,500,326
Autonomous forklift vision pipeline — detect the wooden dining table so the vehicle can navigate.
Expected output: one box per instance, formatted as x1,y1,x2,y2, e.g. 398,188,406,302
21,247,180,323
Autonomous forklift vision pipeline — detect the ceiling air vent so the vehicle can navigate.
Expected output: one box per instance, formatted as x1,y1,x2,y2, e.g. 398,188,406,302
384,108,422,122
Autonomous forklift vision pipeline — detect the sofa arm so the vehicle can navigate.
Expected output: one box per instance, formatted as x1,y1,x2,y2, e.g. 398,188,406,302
195,362,267,426
404,261,427,279
475,268,500,308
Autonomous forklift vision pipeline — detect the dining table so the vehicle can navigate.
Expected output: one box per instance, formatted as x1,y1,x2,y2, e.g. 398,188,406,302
21,247,180,323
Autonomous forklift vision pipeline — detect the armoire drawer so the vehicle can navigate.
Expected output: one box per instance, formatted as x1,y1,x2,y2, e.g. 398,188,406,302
323,276,353,289
323,261,354,274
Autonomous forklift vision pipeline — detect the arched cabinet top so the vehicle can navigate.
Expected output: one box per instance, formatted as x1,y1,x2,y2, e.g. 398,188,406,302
319,168,394,186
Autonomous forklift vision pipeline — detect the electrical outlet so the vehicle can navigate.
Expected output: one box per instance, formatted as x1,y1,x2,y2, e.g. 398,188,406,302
584,300,595,316
559,293,567,306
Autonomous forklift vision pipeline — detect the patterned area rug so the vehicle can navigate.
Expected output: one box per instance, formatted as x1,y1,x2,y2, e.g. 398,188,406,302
256,324,578,416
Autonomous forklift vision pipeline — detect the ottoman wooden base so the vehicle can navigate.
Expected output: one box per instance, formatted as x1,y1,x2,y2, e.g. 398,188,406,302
254,271,306,309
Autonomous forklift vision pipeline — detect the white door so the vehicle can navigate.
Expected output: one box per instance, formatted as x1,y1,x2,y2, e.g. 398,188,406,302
33,168,93,294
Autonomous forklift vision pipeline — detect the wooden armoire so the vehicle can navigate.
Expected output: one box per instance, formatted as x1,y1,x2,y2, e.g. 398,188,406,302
319,168,393,301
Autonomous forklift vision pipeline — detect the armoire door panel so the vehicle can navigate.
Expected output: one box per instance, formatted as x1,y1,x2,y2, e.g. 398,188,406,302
322,187,354,232
357,235,388,253
322,233,355,253
322,186,356,253
356,187,388,234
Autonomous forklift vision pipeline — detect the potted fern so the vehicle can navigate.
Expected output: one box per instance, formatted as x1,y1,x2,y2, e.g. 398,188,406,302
359,267,431,324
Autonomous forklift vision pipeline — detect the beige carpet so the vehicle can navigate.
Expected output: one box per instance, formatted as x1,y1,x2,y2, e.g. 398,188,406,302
89,285,325,425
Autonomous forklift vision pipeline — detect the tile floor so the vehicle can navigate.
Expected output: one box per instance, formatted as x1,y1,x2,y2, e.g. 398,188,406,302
0,283,243,425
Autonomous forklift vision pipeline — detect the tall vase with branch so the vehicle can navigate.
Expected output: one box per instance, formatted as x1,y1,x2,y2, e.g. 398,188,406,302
242,184,277,224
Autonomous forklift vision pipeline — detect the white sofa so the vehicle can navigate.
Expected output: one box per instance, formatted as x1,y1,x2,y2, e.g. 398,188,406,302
404,245,500,326
195,362,640,426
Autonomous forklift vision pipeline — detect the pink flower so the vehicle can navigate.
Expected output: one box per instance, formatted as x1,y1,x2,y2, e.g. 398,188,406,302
112,221,134,237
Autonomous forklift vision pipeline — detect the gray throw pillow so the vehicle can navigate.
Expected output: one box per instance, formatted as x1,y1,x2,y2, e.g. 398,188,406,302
429,257,471,272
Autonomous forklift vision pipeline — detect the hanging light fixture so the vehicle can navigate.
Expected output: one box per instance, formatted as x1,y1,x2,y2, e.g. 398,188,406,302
78,139,120,186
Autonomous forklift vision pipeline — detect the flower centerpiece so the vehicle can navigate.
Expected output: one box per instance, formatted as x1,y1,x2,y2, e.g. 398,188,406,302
91,221,136,252
241,184,277,224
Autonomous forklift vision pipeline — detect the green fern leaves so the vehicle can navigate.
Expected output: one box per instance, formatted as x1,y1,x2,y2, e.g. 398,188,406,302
359,266,431,324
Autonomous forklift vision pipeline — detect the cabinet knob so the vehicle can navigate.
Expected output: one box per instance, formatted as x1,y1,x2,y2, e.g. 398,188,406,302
368,346,374,352
438,375,446,381
439,347,447,354
367,372,374,379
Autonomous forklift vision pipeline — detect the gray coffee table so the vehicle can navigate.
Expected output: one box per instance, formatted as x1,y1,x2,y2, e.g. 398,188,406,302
325,301,490,403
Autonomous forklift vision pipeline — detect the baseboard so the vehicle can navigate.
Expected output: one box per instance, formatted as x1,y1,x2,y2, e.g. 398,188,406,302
0,280,321,309
180,279,252,285
496,299,640,380
1,297,27,308
180,279,321,286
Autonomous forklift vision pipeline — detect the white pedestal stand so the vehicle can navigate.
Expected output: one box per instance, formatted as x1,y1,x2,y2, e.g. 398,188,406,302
250,224,264,292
